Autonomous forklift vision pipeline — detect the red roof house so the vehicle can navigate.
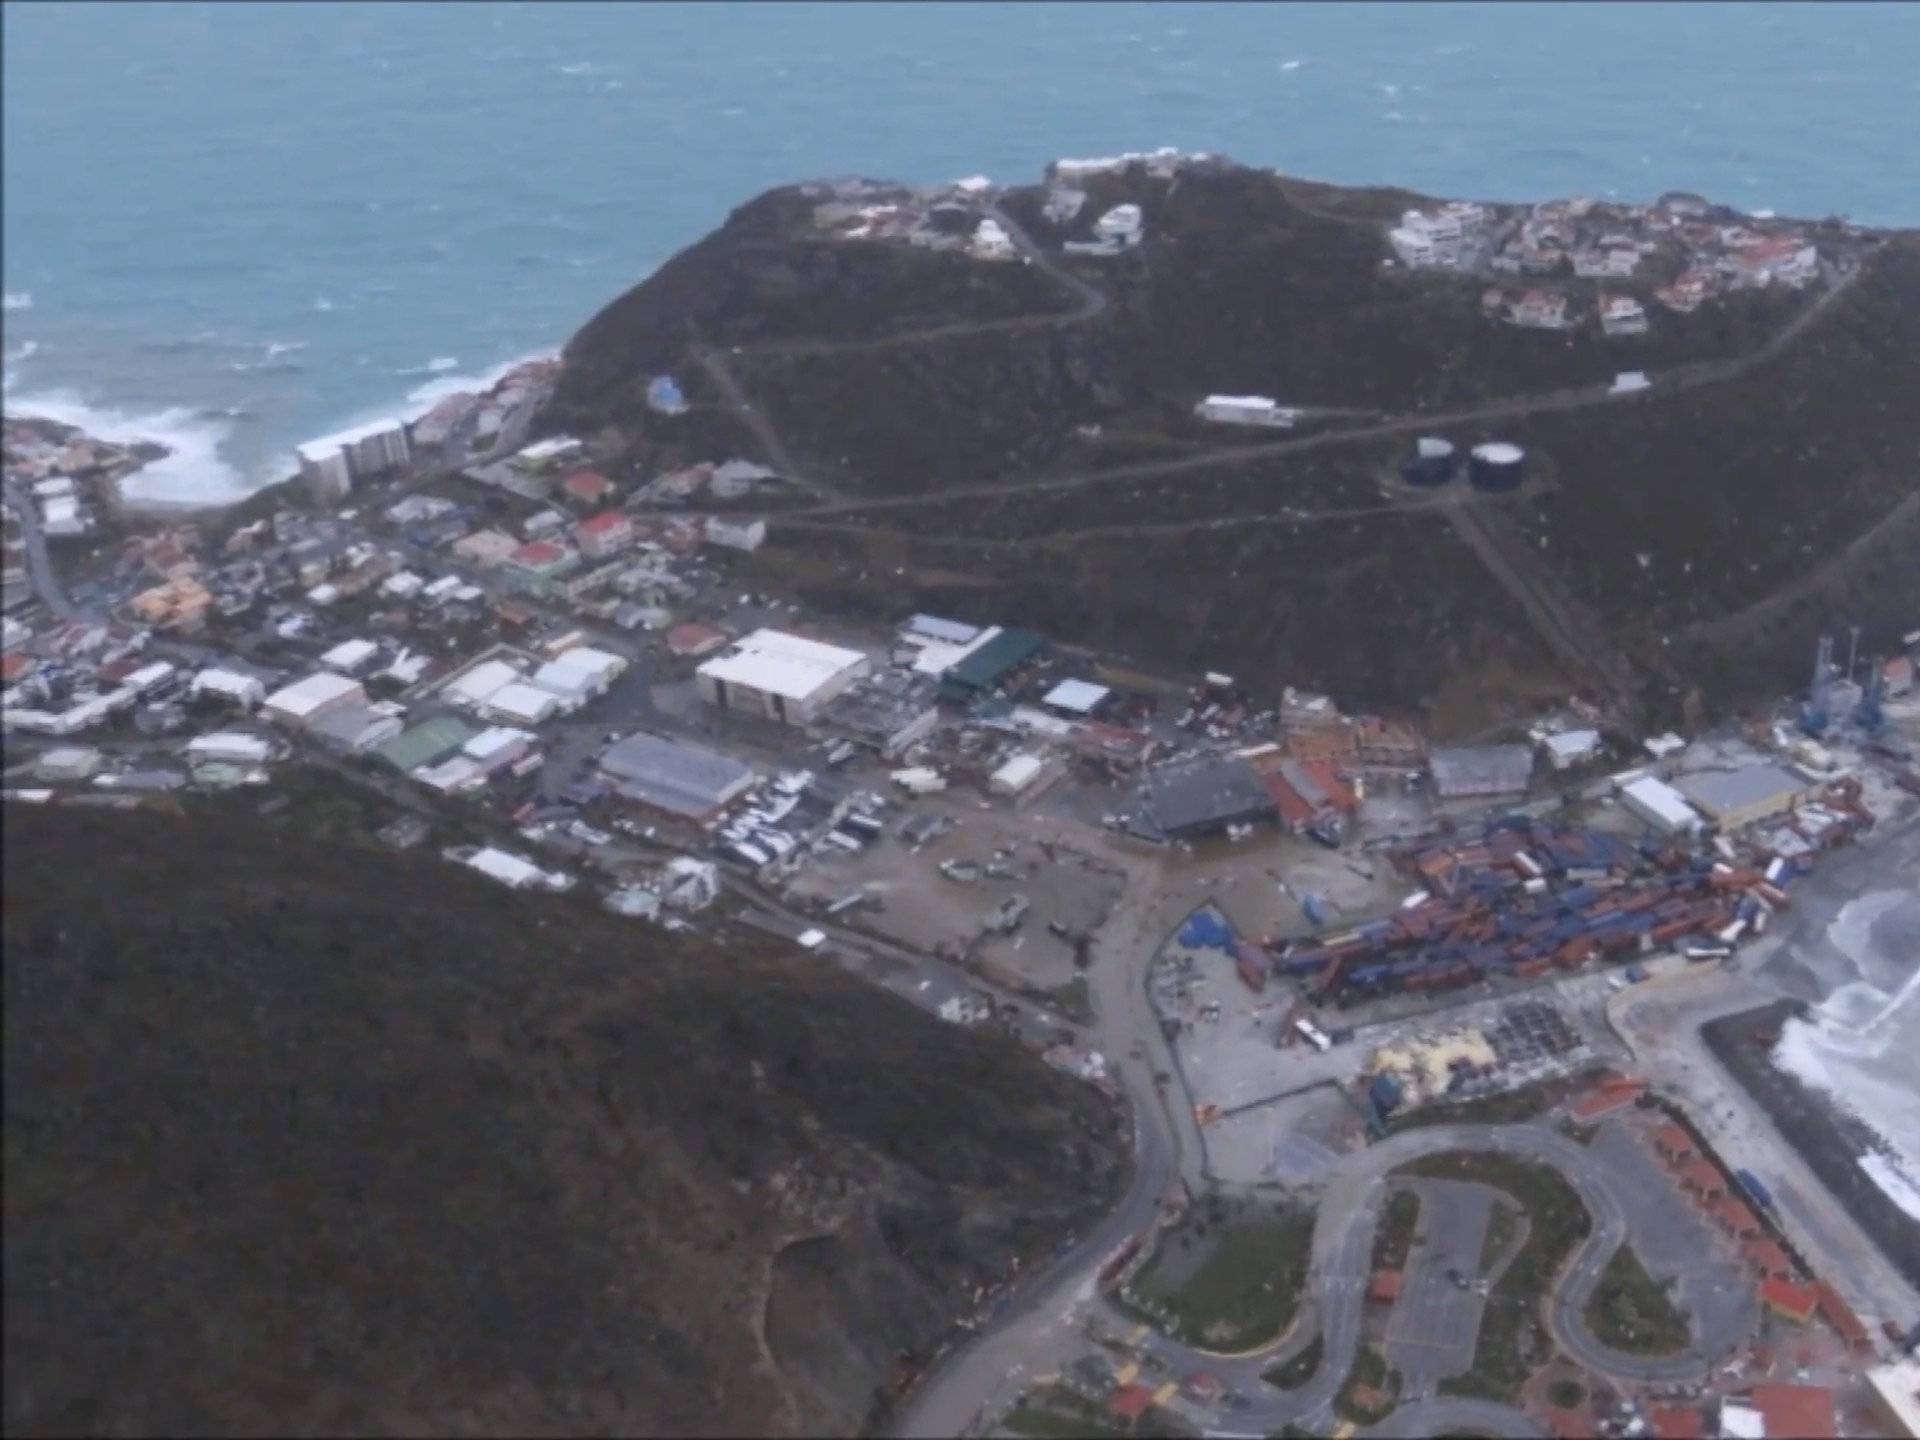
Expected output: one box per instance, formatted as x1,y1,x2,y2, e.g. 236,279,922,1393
1676,1156,1726,1199
1368,1268,1402,1304
1741,1236,1795,1280
1646,1405,1704,1440
1706,1193,1759,1238
574,510,635,558
1649,1121,1698,1163
558,468,616,507
1106,1383,1157,1425
1746,1383,1836,1440
665,622,729,659
1571,1072,1647,1123
1812,1280,1874,1353
1758,1277,1820,1324
1,652,36,683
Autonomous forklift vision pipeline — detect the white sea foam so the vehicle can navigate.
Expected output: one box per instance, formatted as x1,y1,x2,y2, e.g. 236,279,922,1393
1861,1154,1920,1222
3,386,247,505
312,296,337,312
1279,58,1306,72
263,340,307,359
2,291,32,311
396,350,554,411
3,338,40,388
1773,889,1920,1208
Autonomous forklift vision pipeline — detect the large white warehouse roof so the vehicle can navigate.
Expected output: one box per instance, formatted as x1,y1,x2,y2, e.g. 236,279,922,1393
698,628,867,701
263,671,364,721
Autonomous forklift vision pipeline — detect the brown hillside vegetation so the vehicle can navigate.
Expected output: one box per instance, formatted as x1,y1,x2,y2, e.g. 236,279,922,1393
2,803,1125,1437
550,161,1919,722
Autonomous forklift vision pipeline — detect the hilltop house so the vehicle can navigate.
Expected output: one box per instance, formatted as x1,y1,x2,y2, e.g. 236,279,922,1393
1599,294,1650,337
1508,290,1570,329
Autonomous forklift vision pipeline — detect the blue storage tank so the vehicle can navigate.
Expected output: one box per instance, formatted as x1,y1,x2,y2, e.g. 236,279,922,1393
1403,436,1458,488
1469,442,1526,492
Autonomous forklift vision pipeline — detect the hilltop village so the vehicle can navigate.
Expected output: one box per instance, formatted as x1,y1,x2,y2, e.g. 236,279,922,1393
6,153,1920,1440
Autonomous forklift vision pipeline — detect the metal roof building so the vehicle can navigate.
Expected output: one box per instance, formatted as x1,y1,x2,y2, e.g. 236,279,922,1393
1677,763,1807,829
1140,754,1276,839
902,614,981,646
261,672,367,729
1429,744,1534,799
696,628,871,726
373,715,477,774
1619,776,1702,835
937,626,1045,699
600,731,756,822
1042,678,1111,715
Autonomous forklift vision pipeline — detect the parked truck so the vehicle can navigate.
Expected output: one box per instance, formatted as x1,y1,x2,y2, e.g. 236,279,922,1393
1735,1167,1775,1212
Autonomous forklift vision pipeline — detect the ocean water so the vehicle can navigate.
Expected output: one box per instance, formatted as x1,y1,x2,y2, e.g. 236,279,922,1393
4,1,1917,502
1773,889,1920,1219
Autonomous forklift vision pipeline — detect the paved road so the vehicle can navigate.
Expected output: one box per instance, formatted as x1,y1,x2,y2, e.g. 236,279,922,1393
790,251,1873,527
1607,811,1920,1334
1361,1395,1548,1438
3,478,88,622
1385,1179,1495,1398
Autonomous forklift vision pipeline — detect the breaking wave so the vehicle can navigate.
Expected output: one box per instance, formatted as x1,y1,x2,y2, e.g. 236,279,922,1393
2,291,31,310
2,386,247,505
1773,889,1920,1214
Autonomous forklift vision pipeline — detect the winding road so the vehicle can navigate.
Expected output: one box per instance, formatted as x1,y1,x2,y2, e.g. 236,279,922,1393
900,1113,1755,1437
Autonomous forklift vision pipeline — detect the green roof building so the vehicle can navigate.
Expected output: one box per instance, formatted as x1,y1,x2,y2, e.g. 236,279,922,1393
937,627,1046,701
373,715,477,775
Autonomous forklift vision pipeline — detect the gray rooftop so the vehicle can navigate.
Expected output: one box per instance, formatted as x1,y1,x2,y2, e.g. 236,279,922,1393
1140,754,1275,836
1429,744,1534,796
819,672,939,738
601,731,755,820
1676,763,1805,819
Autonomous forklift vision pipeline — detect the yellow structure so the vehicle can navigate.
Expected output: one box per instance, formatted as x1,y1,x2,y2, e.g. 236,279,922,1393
129,575,212,633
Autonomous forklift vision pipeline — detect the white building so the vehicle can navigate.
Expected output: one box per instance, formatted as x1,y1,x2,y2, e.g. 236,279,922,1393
531,646,627,707
704,516,767,552
458,845,566,891
319,638,381,676
440,658,523,711
1041,678,1111,715
1195,395,1297,428
1042,187,1087,225
296,417,412,504
1094,203,1143,248
511,435,584,473
1619,776,1702,835
1599,295,1649,337
1610,370,1651,394
972,218,1017,261
462,725,536,775
187,732,276,765
415,755,485,794
697,627,872,726
483,681,561,727
262,672,367,729
1539,728,1603,771
189,668,267,709
122,661,178,697
989,752,1048,797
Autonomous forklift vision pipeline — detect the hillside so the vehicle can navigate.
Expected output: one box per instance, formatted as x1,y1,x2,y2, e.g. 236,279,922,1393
2,803,1126,1437
552,160,1920,725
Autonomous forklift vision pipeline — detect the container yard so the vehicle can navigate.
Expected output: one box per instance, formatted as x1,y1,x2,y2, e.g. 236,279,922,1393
1259,787,1873,1009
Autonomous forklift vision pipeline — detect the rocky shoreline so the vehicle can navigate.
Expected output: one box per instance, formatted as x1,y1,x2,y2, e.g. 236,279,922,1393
3,413,171,533
1702,1000,1920,1290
